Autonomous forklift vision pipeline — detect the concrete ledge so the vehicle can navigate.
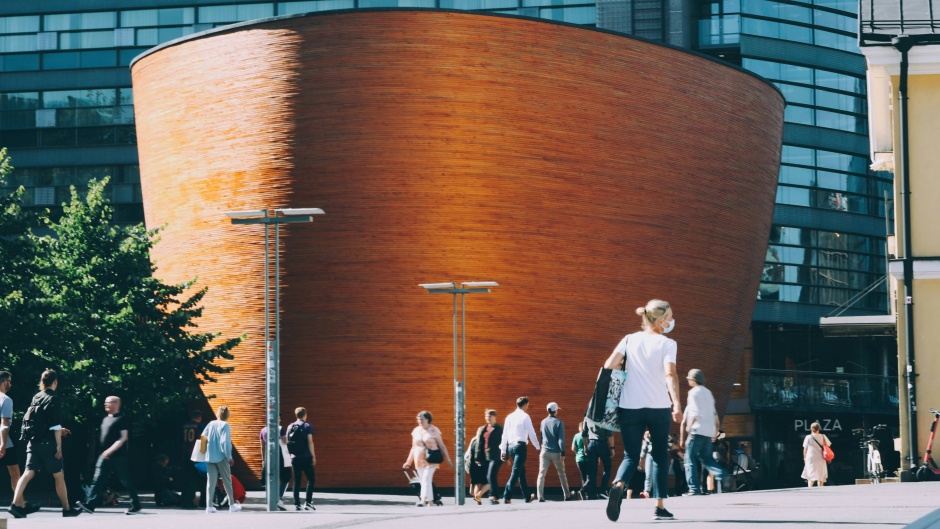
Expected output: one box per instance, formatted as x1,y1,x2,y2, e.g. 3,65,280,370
856,477,901,484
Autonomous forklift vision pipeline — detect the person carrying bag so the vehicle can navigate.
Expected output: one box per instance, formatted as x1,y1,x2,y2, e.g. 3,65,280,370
585,341,627,432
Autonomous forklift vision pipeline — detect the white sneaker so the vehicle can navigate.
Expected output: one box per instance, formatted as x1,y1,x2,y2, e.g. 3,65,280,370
229,503,242,513
206,506,217,514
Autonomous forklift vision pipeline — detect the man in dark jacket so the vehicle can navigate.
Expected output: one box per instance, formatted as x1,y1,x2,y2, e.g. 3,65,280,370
7,369,82,518
473,409,503,505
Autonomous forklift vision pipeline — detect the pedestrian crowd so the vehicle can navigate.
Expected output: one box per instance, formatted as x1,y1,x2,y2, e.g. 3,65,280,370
0,368,320,519
404,299,744,522
1,298,803,523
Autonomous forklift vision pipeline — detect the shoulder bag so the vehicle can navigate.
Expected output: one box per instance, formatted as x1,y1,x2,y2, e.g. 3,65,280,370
584,336,628,432
425,428,444,463
813,435,835,463
426,447,444,464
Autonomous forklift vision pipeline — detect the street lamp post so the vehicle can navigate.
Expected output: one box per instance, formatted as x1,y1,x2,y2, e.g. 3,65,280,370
225,207,325,512
419,281,498,505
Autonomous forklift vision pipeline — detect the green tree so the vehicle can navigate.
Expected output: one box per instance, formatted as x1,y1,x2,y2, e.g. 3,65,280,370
0,148,46,369
28,177,243,425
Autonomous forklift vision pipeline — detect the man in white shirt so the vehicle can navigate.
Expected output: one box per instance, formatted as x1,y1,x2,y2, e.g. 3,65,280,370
678,369,724,495
499,397,540,503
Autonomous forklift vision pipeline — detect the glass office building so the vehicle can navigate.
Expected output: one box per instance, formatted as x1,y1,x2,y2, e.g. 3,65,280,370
0,0,896,486
694,0,898,486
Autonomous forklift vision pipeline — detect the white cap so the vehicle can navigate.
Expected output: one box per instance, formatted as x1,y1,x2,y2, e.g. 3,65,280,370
546,402,560,412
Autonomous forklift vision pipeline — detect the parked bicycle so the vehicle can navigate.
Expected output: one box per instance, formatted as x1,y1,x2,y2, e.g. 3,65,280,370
713,434,758,492
852,424,885,484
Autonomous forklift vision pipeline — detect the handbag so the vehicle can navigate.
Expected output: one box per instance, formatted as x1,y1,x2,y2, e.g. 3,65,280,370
813,435,835,463
584,338,628,432
191,437,207,463
426,448,444,464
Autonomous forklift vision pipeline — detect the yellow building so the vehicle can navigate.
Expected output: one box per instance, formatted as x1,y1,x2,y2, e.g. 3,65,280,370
861,0,940,477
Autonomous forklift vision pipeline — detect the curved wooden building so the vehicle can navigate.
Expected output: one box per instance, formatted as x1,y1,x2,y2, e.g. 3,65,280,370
131,10,785,488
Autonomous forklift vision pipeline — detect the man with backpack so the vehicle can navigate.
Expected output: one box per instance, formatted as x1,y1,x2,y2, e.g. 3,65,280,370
287,407,317,511
7,369,82,518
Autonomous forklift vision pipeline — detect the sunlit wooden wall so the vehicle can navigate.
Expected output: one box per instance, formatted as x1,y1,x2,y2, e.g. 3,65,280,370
131,10,785,489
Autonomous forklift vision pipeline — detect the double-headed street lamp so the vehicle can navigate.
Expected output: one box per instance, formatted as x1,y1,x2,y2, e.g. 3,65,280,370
418,281,498,505
225,207,325,512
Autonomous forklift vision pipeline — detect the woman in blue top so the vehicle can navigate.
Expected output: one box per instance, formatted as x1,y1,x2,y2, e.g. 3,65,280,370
203,405,241,513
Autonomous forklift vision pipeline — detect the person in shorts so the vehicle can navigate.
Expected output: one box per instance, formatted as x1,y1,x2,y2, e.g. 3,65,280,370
0,371,22,497
8,369,82,518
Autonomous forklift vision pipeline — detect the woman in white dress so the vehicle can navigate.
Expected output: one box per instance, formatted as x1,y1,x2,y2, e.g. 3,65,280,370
801,422,831,487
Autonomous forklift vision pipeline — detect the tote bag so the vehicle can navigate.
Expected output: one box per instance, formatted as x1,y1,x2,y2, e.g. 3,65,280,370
585,341,628,432
191,437,207,463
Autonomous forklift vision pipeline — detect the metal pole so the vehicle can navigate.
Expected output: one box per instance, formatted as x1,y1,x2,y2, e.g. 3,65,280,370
894,36,919,468
274,216,282,497
455,291,466,506
264,210,279,512
452,288,459,505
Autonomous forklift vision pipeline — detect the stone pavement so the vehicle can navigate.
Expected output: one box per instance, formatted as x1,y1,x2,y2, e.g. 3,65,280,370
4,482,940,528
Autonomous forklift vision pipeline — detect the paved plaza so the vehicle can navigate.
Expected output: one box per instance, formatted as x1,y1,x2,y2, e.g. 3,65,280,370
4,482,940,528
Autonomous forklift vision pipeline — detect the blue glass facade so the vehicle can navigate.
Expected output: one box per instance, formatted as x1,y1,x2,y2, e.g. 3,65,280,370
694,0,897,488
697,0,891,321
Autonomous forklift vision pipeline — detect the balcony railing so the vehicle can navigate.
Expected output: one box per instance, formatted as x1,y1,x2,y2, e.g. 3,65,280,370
750,369,898,414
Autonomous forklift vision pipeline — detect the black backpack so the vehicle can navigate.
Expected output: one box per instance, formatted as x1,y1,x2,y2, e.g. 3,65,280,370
20,394,52,442
286,422,307,455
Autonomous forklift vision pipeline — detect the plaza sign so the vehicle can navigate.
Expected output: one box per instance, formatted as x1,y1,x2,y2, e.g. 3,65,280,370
794,419,843,432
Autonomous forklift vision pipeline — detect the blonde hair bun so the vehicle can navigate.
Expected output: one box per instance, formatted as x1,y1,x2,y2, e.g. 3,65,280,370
636,299,671,330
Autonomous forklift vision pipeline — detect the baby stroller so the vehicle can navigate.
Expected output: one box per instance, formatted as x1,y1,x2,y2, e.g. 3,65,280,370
403,469,443,506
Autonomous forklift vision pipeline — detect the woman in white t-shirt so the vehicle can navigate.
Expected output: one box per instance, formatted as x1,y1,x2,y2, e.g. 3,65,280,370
603,299,683,522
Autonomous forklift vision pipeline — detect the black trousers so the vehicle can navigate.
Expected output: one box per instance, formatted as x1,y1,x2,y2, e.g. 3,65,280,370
291,457,315,506
86,453,139,508
486,459,502,498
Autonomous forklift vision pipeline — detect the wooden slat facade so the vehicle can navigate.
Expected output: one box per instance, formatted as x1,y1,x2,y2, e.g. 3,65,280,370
130,10,785,489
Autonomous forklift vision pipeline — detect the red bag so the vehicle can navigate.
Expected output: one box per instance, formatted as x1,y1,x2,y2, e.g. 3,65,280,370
216,474,247,503
814,435,835,463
